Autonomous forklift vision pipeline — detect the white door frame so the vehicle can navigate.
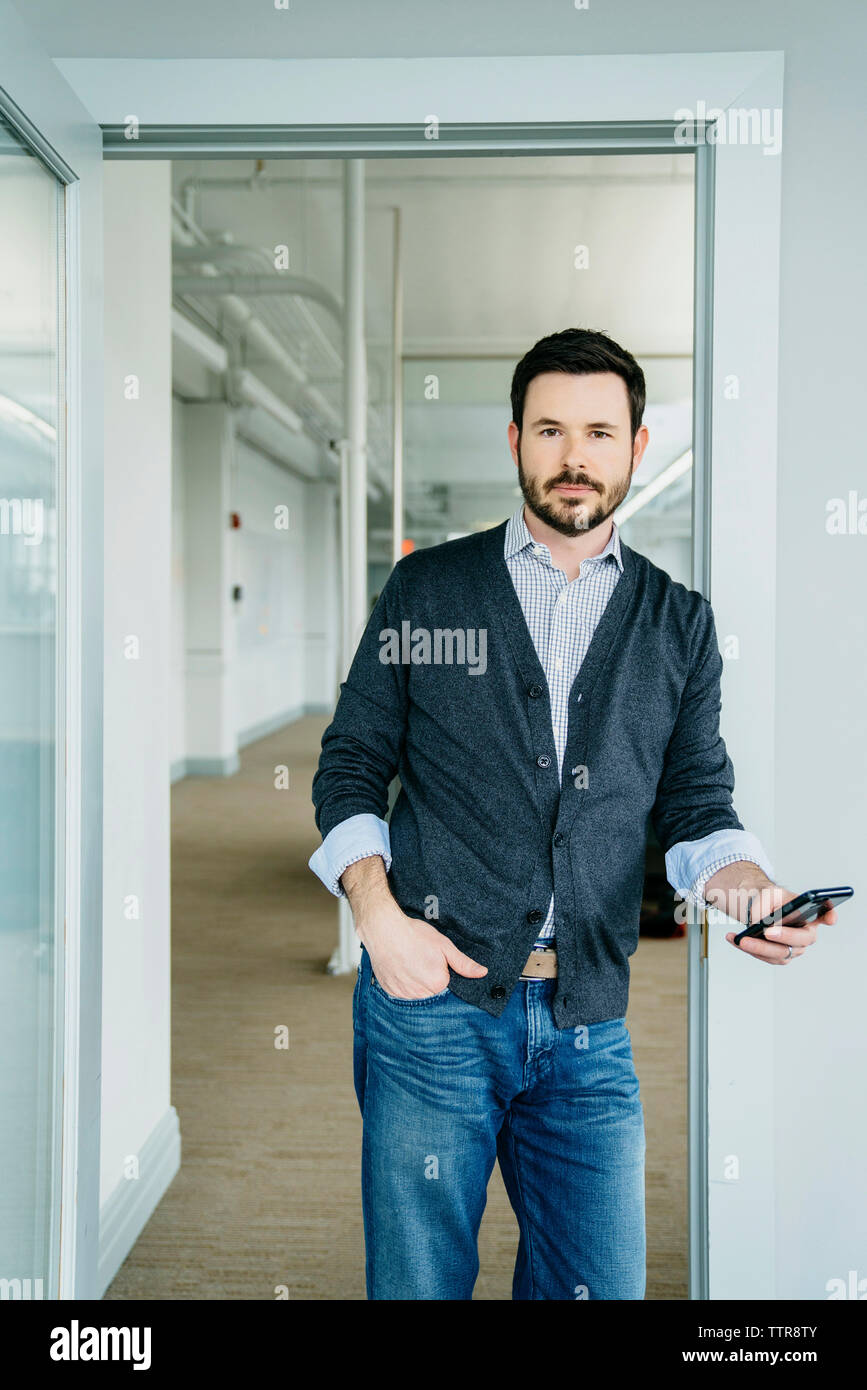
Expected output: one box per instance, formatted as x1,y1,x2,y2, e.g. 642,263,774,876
0,0,105,1300
60,48,784,1299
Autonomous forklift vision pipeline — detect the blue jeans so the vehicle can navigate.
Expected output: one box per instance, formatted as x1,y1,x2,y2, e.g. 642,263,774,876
352,944,647,1300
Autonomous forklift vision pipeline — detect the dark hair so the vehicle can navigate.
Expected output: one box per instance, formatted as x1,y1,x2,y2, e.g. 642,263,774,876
510,328,646,439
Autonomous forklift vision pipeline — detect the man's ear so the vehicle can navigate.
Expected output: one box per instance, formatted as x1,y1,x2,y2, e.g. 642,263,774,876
631,423,649,474
507,420,520,468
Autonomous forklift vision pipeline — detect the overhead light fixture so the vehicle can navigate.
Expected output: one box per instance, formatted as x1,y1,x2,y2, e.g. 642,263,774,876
0,393,56,442
615,449,692,524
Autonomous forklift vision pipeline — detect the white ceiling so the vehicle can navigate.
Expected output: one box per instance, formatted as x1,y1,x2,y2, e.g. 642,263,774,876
169,152,694,552
173,154,694,364
11,0,752,60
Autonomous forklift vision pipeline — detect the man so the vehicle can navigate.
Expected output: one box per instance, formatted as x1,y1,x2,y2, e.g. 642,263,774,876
308,327,835,1301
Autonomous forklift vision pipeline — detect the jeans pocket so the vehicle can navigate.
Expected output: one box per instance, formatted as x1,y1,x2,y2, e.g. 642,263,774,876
370,973,451,1006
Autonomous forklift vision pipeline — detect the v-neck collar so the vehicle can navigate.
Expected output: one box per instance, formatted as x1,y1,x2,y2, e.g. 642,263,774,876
478,519,639,710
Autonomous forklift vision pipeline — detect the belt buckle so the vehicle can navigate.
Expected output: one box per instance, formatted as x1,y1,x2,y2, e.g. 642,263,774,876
521,943,557,980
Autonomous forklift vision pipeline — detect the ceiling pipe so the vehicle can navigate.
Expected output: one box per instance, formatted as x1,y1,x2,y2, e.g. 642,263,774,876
171,306,229,373
171,206,387,495
226,368,304,433
173,266,343,325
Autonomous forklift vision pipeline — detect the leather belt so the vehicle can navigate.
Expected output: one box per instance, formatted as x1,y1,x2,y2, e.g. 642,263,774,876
520,946,558,979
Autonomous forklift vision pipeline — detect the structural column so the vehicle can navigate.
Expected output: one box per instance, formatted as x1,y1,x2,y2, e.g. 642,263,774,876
342,159,369,666
303,480,339,710
391,206,404,565
332,159,368,974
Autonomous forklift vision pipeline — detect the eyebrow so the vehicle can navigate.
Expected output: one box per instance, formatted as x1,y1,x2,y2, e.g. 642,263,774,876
529,417,620,430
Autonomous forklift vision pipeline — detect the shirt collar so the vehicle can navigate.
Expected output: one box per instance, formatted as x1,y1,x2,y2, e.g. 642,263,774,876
504,502,624,573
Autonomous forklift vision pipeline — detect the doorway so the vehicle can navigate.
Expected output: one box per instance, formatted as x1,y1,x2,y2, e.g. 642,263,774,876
103,139,704,1299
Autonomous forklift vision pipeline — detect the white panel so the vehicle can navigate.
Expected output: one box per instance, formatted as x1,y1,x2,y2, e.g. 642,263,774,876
232,441,307,734
101,160,173,1215
55,53,775,124
705,58,783,1297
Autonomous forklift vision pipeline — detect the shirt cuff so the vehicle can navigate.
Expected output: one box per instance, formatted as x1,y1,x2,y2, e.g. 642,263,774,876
665,829,775,907
308,814,392,897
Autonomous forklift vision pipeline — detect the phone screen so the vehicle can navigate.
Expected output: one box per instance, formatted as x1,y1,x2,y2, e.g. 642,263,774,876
733,887,854,945
759,888,852,931
774,899,829,928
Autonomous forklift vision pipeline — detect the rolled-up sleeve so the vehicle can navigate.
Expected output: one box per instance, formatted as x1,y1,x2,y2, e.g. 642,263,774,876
666,828,775,905
308,813,392,897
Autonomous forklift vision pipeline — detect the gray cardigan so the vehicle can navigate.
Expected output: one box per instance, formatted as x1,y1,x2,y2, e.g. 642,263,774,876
311,521,743,1026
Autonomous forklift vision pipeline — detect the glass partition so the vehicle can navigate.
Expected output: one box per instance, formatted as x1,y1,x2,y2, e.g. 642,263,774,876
0,111,64,1298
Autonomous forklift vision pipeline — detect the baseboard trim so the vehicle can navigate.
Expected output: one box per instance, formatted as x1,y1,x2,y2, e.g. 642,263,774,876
97,1106,182,1299
184,753,241,777
173,706,334,780
237,704,304,748
237,702,333,747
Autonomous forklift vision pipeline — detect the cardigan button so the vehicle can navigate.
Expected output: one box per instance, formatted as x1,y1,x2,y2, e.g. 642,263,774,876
528,683,543,699
526,909,543,924
536,754,551,768
490,985,506,1000
553,832,565,847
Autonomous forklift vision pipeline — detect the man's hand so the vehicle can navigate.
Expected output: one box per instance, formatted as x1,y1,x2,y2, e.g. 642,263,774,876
341,855,488,999
703,862,837,965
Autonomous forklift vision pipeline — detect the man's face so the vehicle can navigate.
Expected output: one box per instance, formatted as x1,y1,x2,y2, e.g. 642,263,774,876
507,371,649,536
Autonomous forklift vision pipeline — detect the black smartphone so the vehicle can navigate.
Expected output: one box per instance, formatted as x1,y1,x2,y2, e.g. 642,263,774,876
733,886,854,945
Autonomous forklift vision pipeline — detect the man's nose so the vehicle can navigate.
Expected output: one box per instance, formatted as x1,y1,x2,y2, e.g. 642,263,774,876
562,437,588,467
561,448,591,476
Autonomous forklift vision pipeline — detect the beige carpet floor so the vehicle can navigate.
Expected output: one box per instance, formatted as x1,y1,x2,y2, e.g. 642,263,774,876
104,715,687,1301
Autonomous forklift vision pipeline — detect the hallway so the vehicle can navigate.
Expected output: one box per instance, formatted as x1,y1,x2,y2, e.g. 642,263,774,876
104,715,687,1300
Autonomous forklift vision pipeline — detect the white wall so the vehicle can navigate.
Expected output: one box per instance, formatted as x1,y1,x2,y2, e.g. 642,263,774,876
103,165,341,1290
180,401,237,775
101,160,174,1210
766,29,867,1300
170,422,339,770
232,443,306,737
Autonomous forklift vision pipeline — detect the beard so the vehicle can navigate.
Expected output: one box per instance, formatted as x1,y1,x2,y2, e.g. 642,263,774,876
516,442,634,537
